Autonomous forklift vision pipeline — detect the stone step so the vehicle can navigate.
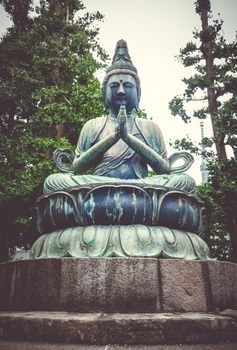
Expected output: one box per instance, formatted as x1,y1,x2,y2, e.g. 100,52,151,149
0,311,237,345
1,340,237,350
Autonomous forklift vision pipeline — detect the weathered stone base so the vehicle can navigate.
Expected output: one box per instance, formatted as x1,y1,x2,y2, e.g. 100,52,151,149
0,311,237,345
1,258,237,313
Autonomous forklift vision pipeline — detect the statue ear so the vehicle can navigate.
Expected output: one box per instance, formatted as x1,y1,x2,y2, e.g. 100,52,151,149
104,86,112,108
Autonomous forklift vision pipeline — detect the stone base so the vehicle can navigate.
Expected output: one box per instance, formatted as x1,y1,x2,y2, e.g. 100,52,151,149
1,258,237,313
0,311,237,345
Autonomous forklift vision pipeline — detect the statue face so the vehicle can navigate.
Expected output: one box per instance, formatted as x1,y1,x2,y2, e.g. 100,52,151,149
105,74,138,115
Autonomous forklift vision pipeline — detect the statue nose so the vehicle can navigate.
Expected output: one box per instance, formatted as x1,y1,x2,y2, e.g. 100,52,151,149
117,84,125,96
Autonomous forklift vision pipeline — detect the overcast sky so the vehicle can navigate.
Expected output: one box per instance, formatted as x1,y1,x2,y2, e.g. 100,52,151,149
0,0,236,183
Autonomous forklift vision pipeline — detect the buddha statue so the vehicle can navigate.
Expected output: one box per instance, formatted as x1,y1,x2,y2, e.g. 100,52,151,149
44,39,195,194
31,40,211,260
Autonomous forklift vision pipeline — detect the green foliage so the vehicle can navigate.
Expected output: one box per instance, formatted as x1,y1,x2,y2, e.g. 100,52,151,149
168,96,190,123
0,0,34,30
0,0,107,256
197,158,237,261
169,136,199,154
170,135,215,160
136,108,148,119
193,107,208,119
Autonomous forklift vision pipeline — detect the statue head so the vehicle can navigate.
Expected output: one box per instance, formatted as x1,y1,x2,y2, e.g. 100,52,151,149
102,40,141,114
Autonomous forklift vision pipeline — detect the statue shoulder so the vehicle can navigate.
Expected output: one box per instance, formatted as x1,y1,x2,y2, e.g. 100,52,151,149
83,116,107,130
135,117,166,156
76,116,107,155
135,118,163,136
81,116,107,137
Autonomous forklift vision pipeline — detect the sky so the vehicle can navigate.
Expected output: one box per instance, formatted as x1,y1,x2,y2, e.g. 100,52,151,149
0,0,236,183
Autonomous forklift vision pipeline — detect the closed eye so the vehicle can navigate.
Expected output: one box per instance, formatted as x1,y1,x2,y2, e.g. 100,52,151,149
123,82,134,88
110,82,120,88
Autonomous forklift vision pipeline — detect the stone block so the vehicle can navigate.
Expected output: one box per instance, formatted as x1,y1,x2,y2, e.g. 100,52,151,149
207,260,237,310
159,260,210,312
59,258,160,312
0,258,160,313
0,262,14,310
0,259,61,311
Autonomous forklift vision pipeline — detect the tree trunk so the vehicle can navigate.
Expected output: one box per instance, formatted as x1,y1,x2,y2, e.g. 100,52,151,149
199,2,227,160
50,0,70,140
55,123,65,138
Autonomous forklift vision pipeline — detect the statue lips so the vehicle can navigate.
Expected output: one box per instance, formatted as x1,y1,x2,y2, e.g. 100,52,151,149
117,98,126,105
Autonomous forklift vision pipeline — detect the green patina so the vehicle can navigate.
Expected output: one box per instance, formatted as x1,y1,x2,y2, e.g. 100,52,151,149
31,40,211,260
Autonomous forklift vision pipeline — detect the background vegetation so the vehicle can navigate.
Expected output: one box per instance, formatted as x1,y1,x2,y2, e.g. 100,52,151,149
169,0,237,261
0,0,107,260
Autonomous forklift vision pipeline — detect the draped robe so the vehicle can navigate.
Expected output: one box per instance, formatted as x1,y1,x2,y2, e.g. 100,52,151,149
44,115,196,194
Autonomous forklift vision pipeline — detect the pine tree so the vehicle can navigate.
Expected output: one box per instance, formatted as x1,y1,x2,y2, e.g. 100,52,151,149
169,0,237,261
169,0,237,160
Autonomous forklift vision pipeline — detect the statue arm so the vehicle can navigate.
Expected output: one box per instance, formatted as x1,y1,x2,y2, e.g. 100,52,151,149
72,121,119,174
124,133,170,174
118,107,170,174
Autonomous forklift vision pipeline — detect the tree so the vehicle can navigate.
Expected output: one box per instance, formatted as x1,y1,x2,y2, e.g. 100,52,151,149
169,0,237,160
0,0,107,260
197,159,237,261
168,0,237,262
